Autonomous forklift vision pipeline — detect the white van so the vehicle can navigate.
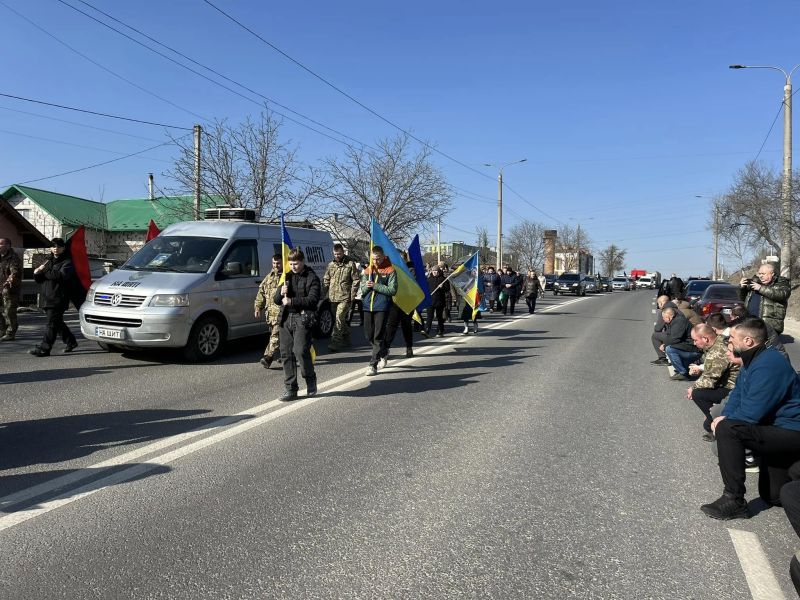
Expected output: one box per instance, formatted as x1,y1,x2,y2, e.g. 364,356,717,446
79,211,334,361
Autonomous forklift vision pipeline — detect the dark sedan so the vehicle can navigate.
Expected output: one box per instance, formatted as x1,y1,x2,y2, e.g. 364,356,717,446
684,279,727,304
693,284,745,322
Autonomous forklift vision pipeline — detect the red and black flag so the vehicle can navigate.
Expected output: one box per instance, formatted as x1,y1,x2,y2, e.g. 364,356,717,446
146,219,160,242
66,225,91,309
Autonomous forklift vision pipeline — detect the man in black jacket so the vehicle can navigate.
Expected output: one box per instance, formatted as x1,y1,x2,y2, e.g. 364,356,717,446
500,267,520,315
650,295,678,365
659,307,698,380
667,273,684,300
274,249,320,401
30,238,78,357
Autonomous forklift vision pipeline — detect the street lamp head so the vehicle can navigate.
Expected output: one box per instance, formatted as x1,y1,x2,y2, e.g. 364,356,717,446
519,158,527,163
729,64,746,69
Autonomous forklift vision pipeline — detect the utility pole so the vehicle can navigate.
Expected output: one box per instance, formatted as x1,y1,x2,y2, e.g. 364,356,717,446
730,63,799,278
193,124,202,220
712,202,720,280
496,170,503,271
436,217,441,263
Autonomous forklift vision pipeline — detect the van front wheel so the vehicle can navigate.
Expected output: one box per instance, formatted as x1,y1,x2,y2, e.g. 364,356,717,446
184,315,226,362
313,304,334,338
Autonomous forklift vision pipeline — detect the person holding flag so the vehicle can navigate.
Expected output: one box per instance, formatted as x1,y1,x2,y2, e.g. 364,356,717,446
30,237,79,356
360,245,397,376
447,252,483,335
274,216,321,401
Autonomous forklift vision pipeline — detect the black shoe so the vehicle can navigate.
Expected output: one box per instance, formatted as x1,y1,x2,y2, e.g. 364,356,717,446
651,358,669,365
420,330,431,339
29,347,50,357
405,347,413,358
702,432,715,442
671,373,689,381
259,355,273,369
280,389,298,402
306,380,317,397
63,342,78,353
700,494,749,520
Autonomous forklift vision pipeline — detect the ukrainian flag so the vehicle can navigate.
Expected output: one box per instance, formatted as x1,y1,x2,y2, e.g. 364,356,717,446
370,218,425,315
449,251,482,317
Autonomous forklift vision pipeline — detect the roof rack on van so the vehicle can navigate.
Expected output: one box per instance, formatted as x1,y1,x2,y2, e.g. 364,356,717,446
204,206,257,222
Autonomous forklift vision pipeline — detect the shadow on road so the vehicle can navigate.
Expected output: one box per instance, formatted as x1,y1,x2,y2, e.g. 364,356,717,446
0,463,172,514
344,371,490,398
0,362,163,385
0,408,253,474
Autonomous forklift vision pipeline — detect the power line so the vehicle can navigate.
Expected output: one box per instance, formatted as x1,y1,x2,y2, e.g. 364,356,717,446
0,105,163,142
0,128,173,162
0,0,206,122
55,0,373,152
68,0,377,153
3,138,185,187
502,182,566,225
201,0,493,182
753,100,785,161
0,93,191,130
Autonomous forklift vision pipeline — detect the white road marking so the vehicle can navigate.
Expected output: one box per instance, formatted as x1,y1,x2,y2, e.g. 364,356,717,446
0,296,586,529
728,528,787,600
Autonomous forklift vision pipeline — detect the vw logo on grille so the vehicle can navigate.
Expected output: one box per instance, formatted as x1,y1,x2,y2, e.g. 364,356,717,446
111,293,123,307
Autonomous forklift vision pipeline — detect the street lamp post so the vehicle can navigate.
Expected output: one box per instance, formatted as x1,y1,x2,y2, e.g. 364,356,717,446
695,195,720,279
484,159,527,270
730,63,800,278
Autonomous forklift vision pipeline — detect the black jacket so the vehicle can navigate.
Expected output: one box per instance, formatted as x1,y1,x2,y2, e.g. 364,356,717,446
427,272,449,308
34,254,74,309
668,276,684,300
274,265,321,325
662,310,694,351
501,273,519,299
523,276,542,298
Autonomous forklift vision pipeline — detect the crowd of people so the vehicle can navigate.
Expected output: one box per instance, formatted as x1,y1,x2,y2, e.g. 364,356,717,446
650,265,800,593
252,244,545,401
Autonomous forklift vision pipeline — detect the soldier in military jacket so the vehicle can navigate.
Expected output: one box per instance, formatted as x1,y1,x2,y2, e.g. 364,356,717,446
0,238,23,341
323,243,359,351
254,253,283,368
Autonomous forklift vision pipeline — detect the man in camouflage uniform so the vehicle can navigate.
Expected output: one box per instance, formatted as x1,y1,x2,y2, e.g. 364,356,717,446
323,243,359,352
0,238,23,341
254,254,283,368
686,323,740,440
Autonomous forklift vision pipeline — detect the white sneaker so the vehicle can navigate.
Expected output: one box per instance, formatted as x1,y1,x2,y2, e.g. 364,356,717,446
462,326,469,335
365,365,378,376
378,357,388,369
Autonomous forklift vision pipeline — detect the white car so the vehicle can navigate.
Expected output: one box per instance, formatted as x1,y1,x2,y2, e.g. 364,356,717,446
611,277,630,291
636,277,653,289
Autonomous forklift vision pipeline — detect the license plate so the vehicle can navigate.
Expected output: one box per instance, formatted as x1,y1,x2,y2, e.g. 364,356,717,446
722,308,732,315
96,327,124,339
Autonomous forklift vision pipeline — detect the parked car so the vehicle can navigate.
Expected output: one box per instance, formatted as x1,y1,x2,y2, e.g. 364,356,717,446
584,275,599,294
636,276,654,289
553,272,587,296
611,276,630,291
599,277,613,292
684,279,727,304
544,274,556,291
693,284,745,322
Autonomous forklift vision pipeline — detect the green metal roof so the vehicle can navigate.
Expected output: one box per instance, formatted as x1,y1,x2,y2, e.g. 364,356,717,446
1,185,223,232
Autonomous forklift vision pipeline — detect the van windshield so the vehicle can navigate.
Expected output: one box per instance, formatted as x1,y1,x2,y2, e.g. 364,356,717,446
122,236,226,273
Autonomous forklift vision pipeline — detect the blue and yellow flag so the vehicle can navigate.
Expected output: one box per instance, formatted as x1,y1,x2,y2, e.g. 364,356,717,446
407,234,432,312
370,218,425,315
279,213,292,285
449,251,482,318
279,213,315,362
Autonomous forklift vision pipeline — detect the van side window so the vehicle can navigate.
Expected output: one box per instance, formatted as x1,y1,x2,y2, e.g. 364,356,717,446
220,240,259,278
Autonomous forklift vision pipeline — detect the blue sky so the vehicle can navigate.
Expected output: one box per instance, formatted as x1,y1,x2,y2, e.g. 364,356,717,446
0,0,797,275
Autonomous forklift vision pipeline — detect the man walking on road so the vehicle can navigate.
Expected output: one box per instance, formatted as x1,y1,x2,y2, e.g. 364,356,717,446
30,238,78,357
702,318,800,519
0,238,22,341
323,243,360,352
360,246,397,376
254,254,283,369
274,249,320,401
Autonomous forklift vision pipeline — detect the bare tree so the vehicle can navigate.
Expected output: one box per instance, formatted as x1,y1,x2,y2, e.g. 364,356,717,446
506,220,547,271
556,223,592,271
475,226,490,265
599,244,626,276
166,111,324,221
322,133,452,244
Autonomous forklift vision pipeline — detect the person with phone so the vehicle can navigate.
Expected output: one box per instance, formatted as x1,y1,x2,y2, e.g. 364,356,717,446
739,262,791,334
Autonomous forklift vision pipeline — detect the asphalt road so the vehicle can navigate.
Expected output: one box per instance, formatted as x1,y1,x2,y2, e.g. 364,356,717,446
2,291,800,599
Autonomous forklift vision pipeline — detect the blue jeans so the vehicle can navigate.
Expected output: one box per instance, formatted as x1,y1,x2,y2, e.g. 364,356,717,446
665,345,702,375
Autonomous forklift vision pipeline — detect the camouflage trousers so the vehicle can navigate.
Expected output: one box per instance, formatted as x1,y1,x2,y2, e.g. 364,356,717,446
330,301,352,347
0,292,18,336
263,320,280,358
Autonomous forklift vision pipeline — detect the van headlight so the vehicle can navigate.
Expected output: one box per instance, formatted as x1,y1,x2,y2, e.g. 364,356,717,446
150,294,189,307
85,282,98,304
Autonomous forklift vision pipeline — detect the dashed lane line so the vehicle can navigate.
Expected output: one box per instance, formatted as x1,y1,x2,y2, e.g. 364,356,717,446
0,296,586,530
728,528,787,600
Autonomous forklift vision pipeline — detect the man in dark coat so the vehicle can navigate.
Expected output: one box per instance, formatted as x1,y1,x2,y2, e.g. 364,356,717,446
500,267,519,315
425,264,449,337
667,273,684,300
523,269,543,314
30,238,78,357
483,267,501,312
738,262,791,334
274,248,321,401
